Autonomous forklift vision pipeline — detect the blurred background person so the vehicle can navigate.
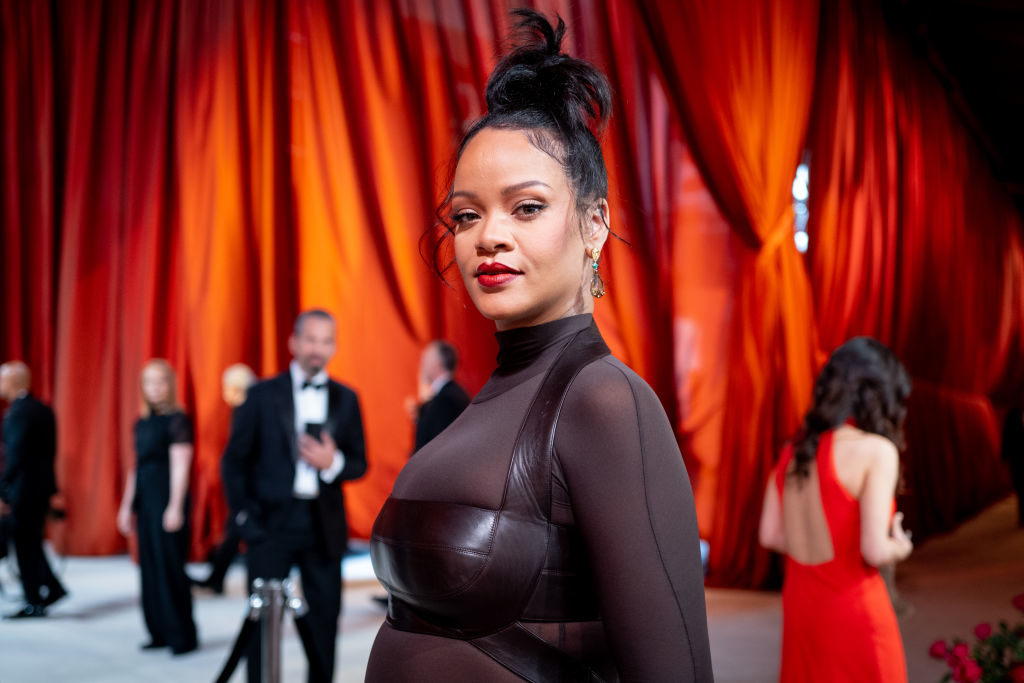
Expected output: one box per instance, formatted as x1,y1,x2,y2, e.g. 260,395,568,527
117,359,198,654
221,309,367,683
0,361,67,619
759,337,914,682
410,340,470,454
1002,401,1024,527
193,363,257,594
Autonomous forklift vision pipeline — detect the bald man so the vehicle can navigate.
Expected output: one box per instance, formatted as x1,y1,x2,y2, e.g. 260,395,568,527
194,363,258,594
0,362,67,618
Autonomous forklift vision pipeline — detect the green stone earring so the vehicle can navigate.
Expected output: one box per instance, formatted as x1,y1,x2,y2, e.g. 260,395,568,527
590,248,605,298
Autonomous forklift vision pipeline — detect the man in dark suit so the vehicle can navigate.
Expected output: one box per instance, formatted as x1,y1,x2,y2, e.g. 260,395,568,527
0,361,68,619
412,341,470,453
221,311,367,682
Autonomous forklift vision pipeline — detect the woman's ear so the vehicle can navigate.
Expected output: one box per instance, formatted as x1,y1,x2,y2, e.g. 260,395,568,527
585,199,610,252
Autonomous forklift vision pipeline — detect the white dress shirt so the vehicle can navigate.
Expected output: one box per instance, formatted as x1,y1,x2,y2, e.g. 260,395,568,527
290,361,344,498
428,372,452,399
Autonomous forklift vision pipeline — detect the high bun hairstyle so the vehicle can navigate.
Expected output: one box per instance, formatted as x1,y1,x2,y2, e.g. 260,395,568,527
791,337,912,481
427,8,613,280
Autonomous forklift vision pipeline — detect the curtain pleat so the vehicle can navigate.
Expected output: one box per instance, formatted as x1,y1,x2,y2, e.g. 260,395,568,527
1,0,1019,588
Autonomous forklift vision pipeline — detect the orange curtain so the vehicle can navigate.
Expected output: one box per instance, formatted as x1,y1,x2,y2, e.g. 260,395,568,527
1,0,735,562
806,0,1024,538
3,0,1020,590
634,0,822,586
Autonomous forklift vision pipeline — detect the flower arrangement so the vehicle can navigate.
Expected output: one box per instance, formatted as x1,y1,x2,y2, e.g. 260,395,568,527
929,594,1024,682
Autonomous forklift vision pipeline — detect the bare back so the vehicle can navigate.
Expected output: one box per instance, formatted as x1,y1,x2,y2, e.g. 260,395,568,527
781,425,881,565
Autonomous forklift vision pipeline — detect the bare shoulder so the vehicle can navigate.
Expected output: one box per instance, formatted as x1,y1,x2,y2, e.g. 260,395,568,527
834,426,898,468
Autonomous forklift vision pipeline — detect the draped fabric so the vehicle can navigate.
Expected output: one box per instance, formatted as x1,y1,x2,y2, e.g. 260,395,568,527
634,0,823,587
1,0,55,402
1,0,1020,588
806,0,1024,539
0,0,734,562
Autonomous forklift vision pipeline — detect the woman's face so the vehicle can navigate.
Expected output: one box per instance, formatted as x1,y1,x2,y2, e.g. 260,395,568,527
141,364,171,407
451,128,607,331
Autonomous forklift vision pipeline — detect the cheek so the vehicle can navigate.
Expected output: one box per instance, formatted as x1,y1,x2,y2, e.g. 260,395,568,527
453,234,476,278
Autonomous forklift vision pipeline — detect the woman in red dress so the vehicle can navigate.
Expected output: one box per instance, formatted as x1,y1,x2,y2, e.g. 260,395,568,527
759,337,914,682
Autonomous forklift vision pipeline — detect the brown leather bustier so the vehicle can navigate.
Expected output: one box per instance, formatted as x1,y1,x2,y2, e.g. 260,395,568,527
370,324,610,639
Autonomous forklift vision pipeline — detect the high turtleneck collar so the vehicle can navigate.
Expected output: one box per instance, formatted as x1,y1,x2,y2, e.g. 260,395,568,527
495,314,594,370
475,314,595,403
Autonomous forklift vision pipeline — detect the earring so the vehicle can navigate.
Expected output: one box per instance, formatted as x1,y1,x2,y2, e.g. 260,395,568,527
589,248,605,298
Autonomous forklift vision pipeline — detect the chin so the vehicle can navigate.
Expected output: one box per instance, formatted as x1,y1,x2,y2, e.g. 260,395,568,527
467,295,521,326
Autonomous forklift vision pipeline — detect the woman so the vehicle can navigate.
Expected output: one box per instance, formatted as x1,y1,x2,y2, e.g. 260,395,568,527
368,11,713,682
759,337,914,682
117,359,198,655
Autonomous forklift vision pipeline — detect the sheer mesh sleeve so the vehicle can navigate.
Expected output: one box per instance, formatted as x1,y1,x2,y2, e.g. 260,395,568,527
554,357,713,682
168,412,194,445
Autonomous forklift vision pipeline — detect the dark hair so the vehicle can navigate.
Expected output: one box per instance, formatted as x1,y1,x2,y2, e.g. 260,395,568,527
426,8,613,280
791,337,912,479
293,309,335,336
432,340,458,372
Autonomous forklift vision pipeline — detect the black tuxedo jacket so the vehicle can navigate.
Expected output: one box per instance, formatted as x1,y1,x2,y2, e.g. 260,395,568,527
0,394,57,516
413,379,470,453
221,372,367,558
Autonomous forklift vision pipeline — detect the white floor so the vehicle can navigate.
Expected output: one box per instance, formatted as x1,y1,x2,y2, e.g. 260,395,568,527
1,497,1021,682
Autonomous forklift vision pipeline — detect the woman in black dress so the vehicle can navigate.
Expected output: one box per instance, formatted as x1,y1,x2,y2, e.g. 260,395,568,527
367,10,713,682
117,359,198,654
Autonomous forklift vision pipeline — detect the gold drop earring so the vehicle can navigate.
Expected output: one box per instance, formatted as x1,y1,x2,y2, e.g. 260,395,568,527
590,248,605,298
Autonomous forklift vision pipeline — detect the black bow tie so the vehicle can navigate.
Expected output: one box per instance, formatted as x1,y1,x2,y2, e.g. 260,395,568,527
301,379,327,390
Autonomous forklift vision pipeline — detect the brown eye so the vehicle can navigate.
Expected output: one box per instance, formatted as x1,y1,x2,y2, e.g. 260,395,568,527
515,202,546,217
452,211,479,226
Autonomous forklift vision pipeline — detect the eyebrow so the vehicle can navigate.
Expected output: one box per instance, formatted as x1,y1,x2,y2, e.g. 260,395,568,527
451,180,552,200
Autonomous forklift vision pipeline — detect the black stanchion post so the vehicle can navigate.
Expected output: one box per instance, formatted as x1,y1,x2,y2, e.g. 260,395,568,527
213,577,322,683
213,581,265,683
261,579,284,683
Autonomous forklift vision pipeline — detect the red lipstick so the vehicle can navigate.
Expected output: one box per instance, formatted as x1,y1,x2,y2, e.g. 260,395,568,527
475,262,522,288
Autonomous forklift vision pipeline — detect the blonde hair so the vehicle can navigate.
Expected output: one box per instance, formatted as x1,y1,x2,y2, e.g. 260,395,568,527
139,359,180,417
222,363,256,391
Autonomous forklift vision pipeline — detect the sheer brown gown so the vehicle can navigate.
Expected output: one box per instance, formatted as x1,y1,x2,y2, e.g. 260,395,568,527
368,315,713,682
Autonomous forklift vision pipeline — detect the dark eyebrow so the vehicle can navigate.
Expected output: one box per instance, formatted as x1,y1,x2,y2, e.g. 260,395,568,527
451,180,552,200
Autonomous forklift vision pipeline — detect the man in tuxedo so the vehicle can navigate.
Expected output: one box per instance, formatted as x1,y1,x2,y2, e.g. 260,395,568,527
412,341,470,453
0,361,68,619
221,311,367,682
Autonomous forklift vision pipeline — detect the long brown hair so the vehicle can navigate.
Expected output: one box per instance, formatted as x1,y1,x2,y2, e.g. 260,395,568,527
792,337,911,480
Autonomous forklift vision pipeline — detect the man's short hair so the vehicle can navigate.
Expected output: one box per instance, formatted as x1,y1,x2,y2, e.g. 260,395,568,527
433,341,458,373
293,309,336,336
222,363,257,389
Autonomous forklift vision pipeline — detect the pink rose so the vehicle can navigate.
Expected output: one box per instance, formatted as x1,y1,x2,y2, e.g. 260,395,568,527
929,640,948,659
1013,593,1024,612
973,622,992,640
1009,665,1024,683
951,642,970,659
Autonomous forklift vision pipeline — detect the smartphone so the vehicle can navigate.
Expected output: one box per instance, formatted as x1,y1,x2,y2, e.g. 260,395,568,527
304,422,324,440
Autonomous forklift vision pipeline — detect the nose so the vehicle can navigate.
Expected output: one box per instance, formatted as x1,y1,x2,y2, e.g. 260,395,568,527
475,214,513,255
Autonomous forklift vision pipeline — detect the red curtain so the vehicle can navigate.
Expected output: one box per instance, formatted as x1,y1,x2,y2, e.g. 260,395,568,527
806,0,1024,539
1,0,734,562
2,0,1020,589
1,0,55,402
634,0,823,587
